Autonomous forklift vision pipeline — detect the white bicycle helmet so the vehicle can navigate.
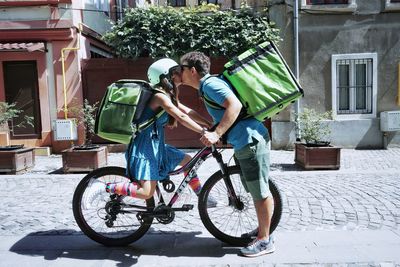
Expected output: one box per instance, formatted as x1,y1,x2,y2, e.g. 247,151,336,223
147,58,179,85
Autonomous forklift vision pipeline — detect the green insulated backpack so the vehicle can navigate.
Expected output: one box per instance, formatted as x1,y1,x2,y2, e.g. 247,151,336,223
94,79,164,144
203,41,304,121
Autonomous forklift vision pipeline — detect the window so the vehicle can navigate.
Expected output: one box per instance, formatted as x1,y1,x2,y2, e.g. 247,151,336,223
306,0,348,4
115,0,128,21
331,53,377,119
301,0,356,11
90,45,113,58
198,0,218,5
385,0,400,10
3,61,42,138
170,0,186,6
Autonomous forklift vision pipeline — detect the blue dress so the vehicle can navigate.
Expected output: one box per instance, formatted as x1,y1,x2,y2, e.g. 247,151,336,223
125,106,185,181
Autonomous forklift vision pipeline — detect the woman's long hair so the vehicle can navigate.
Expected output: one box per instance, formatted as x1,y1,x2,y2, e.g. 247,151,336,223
157,78,179,128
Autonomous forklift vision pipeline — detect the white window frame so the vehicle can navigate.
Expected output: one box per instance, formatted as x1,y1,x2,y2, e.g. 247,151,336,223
301,0,357,12
385,0,400,11
331,53,378,120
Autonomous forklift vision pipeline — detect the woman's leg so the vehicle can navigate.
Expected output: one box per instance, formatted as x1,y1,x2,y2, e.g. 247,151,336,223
180,154,202,195
106,180,157,200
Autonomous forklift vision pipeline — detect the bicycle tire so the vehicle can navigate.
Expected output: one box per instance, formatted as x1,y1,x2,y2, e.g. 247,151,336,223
72,166,155,246
198,165,282,246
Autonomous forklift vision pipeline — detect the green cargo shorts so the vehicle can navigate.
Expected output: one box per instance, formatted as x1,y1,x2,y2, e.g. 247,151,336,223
234,135,271,201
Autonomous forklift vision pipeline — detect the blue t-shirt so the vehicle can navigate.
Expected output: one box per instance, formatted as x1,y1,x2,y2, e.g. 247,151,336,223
199,74,268,150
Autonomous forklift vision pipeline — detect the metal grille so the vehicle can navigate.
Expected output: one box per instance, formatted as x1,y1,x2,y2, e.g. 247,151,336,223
306,0,348,4
336,58,373,115
170,0,186,6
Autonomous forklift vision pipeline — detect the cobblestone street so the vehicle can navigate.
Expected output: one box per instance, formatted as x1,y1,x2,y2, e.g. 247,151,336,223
1,148,399,238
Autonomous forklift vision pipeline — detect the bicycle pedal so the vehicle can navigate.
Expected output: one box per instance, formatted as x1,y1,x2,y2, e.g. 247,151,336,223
181,204,194,211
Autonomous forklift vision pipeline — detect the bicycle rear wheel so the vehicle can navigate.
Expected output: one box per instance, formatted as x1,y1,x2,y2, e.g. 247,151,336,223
198,165,282,246
72,166,154,246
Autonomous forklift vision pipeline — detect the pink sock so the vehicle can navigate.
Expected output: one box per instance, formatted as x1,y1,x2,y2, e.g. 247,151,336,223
106,182,137,197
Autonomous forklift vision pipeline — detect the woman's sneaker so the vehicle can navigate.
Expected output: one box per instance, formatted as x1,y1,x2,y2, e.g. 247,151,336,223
82,180,106,209
240,238,275,257
206,195,218,208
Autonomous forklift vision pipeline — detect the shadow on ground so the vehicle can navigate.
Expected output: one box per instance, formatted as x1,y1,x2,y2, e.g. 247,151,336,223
9,229,239,266
270,163,303,172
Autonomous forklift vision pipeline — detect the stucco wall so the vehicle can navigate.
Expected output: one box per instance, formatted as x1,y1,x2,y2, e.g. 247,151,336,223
268,0,400,149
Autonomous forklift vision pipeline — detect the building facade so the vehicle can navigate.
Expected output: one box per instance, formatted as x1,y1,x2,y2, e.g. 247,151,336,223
268,0,400,149
0,0,131,152
1,0,399,152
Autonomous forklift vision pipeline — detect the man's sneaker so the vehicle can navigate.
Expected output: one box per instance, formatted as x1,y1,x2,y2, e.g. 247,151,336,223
240,238,275,257
241,228,258,239
206,195,218,208
241,229,275,243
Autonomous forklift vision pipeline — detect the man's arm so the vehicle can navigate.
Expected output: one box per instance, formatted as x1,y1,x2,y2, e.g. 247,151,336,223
200,95,242,146
178,102,213,128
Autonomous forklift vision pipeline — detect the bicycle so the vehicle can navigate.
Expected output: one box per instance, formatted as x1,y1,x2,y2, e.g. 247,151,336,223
72,144,282,247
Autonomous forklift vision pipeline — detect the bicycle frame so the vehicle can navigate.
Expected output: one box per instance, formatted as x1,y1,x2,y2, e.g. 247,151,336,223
155,145,213,207
152,143,242,210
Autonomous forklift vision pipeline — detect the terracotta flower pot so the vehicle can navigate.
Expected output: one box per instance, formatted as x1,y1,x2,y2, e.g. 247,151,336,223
0,146,35,174
295,143,341,170
62,146,108,173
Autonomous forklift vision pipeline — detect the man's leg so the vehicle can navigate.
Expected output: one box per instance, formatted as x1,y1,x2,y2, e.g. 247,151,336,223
254,196,273,240
234,135,275,256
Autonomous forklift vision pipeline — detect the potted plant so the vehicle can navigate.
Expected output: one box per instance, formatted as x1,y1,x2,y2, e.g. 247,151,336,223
62,99,108,173
0,101,35,173
294,108,341,170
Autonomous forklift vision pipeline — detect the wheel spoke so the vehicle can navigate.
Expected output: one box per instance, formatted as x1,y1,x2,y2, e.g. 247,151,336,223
73,167,154,246
199,166,282,246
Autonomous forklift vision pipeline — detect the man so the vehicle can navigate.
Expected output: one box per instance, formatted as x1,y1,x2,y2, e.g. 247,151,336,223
180,52,275,257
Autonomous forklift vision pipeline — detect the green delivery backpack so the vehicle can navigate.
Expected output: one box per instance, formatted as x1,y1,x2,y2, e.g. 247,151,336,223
94,79,164,144
202,41,304,121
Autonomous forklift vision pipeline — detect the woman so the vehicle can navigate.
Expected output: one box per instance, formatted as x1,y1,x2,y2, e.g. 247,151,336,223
106,58,215,204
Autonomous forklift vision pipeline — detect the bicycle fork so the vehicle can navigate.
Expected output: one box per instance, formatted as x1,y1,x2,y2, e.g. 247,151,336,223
211,145,244,210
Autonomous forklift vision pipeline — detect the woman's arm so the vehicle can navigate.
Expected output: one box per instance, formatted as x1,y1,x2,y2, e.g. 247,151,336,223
178,102,213,128
152,93,204,134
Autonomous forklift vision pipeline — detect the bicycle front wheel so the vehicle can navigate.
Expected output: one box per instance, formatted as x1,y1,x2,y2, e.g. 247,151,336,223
198,165,282,246
72,166,154,246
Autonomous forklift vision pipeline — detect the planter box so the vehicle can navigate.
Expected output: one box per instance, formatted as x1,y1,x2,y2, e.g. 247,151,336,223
295,143,341,170
62,146,108,173
0,147,35,174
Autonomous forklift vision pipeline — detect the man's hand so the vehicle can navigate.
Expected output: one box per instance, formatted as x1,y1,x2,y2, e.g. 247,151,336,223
200,131,220,146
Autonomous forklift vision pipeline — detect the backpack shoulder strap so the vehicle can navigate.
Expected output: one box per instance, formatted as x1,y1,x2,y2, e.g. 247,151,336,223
200,75,225,110
134,87,167,133
136,109,165,132
200,75,249,120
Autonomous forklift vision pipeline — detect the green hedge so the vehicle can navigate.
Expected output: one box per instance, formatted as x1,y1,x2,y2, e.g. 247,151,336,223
103,5,280,59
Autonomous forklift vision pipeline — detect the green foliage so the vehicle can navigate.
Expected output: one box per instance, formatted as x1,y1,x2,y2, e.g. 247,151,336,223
103,5,280,59
0,101,34,130
69,99,98,146
297,108,332,145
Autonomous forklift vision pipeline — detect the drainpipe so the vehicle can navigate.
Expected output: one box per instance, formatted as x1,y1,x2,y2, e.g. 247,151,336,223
293,0,301,141
397,63,400,106
61,23,82,119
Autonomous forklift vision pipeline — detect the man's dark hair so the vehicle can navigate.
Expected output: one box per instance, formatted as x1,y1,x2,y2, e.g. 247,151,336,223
180,52,210,77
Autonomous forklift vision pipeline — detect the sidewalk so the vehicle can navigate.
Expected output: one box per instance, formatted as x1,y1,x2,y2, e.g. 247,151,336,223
0,148,400,266
2,230,400,266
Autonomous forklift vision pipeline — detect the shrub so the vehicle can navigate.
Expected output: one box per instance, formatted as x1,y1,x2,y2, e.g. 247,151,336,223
0,101,34,130
297,108,332,145
103,5,280,59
